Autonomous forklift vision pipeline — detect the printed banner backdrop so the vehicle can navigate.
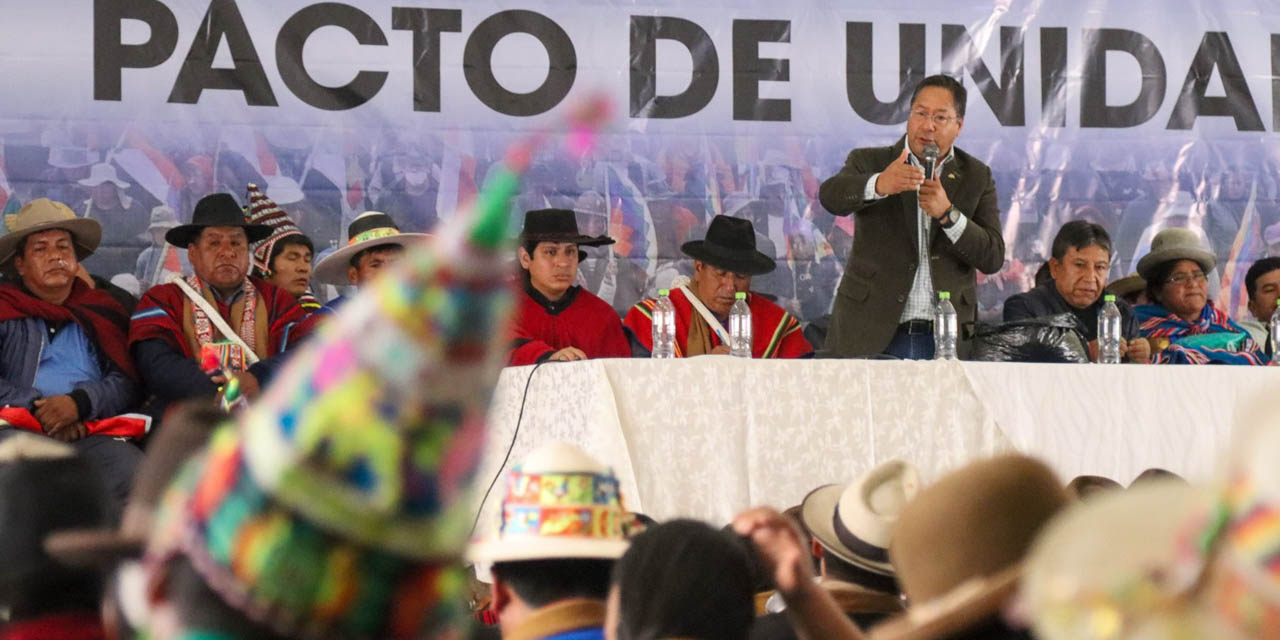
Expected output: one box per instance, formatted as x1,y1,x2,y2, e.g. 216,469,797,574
2,0,1279,323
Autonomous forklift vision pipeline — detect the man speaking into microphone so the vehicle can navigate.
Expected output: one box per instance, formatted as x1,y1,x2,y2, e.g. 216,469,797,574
818,75,1005,359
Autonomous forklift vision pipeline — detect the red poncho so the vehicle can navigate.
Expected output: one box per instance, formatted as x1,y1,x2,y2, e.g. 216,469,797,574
624,287,812,359
508,285,632,365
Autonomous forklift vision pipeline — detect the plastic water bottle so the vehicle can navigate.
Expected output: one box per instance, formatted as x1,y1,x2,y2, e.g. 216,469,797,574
729,292,753,358
933,291,958,360
651,289,676,359
1270,300,1280,364
1098,294,1122,364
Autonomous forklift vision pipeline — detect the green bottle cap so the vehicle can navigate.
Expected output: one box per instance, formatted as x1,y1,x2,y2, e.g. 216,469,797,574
658,289,670,296
938,291,950,300
735,292,747,300
1104,294,1116,302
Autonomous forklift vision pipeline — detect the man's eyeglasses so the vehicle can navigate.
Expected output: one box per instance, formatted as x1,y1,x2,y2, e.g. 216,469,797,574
1166,272,1208,286
909,110,957,127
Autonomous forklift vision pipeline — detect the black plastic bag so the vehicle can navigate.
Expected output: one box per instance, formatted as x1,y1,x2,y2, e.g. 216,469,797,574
969,313,1090,363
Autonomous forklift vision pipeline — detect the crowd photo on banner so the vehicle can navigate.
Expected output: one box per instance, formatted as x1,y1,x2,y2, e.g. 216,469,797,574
5,0,1280,639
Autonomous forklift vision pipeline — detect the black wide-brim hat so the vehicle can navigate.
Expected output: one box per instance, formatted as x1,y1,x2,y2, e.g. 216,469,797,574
166,193,272,247
519,208,615,248
681,215,775,276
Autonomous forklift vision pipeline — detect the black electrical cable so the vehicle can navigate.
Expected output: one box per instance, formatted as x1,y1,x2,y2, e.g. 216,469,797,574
470,361,546,537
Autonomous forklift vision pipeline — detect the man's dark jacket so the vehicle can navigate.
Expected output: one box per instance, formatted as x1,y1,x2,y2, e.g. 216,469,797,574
818,138,1005,357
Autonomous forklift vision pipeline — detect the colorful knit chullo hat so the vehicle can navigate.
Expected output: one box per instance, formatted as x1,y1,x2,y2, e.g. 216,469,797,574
245,182,307,278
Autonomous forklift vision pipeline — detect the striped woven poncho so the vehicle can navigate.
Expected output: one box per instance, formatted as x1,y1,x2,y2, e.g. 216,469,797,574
1135,302,1267,365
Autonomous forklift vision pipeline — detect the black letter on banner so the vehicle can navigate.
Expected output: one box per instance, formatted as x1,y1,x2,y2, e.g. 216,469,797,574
1080,29,1165,128
94,0,178,101
1274,35,1280,131
732,20,790,121
392,8,462,112
168,0,277,106
463,10,576,117
1040,27,1068,127
277,3,389,111
1167,32,1263,131
941,25,1025,126
630,16,718,119
846,22,925,125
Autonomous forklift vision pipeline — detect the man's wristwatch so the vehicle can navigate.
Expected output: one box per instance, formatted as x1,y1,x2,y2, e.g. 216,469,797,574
940,207,960,228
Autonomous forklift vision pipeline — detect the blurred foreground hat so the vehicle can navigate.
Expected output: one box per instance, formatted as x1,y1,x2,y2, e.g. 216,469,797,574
870,455,1068,640
143,137,521,639
467,442,634,563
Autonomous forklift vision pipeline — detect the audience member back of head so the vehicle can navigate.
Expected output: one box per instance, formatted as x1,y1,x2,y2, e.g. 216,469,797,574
608,519,755,640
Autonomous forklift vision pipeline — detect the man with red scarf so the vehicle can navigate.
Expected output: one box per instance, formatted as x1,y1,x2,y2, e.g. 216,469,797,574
0,199,141,503
625,216,813,359
129,194,308,414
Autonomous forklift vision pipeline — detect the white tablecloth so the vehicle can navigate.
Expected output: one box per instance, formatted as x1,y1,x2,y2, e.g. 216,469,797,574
475,358,1280,535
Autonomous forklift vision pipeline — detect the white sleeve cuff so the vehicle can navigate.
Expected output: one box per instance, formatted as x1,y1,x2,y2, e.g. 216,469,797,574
943,212,969,242
864,173,883,201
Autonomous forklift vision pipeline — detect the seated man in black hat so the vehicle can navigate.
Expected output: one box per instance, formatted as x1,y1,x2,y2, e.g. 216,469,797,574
311,210,430,312
508,209,632,365
624,215,813,358
128,194,310,411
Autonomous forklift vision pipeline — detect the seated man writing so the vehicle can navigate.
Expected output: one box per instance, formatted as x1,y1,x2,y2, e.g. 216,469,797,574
0,199,141,502
129,194,309,412
1004,220,1150,362
624,215,812,358
508,208,631,365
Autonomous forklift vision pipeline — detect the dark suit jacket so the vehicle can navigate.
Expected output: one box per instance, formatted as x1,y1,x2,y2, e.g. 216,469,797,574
1003,280,1139,343
818,139,1005,357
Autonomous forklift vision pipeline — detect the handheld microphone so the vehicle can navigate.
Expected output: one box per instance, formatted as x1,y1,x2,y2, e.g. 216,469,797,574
922,144,939,181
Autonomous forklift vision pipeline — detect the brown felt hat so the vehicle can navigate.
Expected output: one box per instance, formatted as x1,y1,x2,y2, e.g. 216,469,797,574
869,455,1069,640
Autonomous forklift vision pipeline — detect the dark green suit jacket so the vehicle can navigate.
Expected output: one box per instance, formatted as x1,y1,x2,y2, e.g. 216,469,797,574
818,138,1005,357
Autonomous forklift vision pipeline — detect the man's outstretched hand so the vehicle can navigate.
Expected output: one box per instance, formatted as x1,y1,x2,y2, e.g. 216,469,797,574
874,148,924,197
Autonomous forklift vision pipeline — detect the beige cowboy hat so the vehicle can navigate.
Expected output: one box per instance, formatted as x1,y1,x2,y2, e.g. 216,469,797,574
1104,273,1146,299
869,455,1069,640
467,442,633,564
801,460,920,594
313,211,429,285
1136,228,1216,282
0,198,101,266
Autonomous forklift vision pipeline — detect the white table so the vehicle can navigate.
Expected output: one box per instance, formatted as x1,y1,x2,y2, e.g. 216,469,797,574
475,357,1280,535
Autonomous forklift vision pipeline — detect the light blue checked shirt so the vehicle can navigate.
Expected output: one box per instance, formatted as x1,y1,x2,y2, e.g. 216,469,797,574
864,144,968,322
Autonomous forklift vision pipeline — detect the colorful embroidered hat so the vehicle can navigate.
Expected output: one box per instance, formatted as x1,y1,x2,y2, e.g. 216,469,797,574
312,211,431,286
1194,400,1280,639
1021,480,1217,640
468,442,634,564
1022,394,1280,640
144,133,529,640
245,182,310,278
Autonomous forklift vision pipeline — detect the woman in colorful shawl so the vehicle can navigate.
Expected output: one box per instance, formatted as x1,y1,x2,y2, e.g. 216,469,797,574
1134,228,1265,365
